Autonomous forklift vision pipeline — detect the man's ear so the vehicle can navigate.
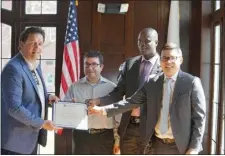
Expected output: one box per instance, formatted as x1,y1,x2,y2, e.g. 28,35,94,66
155,40,158,46
19,41,23,50
180,57,183,65
100,64,104,70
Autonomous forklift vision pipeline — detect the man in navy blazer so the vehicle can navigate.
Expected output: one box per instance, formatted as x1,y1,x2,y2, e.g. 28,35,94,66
89,43,206,154
1,27,61,155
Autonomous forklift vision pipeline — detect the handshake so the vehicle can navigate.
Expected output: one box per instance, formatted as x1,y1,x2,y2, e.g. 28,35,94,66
73,98,107,116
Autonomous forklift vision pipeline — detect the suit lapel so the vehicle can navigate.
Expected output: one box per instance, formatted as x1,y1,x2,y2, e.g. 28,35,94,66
145,74,164,138
36,66,47,96
170,70,185,113
155,74,164,113
19,54,42,103
149,54,161,76
132,56,142,89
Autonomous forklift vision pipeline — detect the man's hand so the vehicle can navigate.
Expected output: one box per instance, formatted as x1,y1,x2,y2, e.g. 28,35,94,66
42,120,62,131
113,145,121,155
72,98,76,102
88,98,100,107
48,95,60,104
185,149,199,155
88,106,106,115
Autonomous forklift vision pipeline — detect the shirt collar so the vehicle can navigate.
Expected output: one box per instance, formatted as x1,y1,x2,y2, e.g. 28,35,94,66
141,54,159,65
164,71,179,82
80,76,107,84
20,51,39,70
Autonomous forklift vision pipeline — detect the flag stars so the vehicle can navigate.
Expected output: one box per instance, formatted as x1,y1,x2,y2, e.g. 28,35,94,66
64,0,79,44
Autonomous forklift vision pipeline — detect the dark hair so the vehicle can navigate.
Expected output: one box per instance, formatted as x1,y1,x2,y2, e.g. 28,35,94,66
19,27,45,43
84,50,104,64
161,42,182,56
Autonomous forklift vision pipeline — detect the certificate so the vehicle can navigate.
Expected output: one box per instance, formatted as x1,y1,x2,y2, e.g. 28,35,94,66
52,102,88,130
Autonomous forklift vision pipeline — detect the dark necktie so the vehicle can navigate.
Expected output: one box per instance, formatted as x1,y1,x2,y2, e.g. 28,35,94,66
139,60,152,88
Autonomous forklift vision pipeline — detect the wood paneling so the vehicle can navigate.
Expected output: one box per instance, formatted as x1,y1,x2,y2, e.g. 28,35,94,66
55,0,170,154
77,0,92,54
133,1,158,56
189,0,202,77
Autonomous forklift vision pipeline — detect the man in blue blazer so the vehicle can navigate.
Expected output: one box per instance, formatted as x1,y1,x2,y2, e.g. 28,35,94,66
1,27,61,154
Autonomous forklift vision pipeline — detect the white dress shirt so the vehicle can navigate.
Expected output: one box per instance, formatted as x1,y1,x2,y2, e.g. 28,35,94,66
155,71,179,139
21,52,45,119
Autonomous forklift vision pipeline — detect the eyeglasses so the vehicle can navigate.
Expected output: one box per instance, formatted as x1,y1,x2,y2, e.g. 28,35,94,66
84,62,100,68
160,56,181,62
25,41,44,47
31,70,40,85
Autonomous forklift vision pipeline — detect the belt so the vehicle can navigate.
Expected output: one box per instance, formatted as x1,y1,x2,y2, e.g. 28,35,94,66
88,128,110,134
130,116,140,125
156,137,176,145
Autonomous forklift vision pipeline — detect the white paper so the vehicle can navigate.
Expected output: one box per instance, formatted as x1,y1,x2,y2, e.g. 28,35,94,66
53,102,88,130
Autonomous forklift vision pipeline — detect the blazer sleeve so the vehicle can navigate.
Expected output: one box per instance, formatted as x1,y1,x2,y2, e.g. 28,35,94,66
105,81,148,118
99,61,128,106
189,77,206,151
2,65,44,129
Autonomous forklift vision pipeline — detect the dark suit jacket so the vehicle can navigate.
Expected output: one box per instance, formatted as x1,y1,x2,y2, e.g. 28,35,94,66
100,54,161,140
105,71,206,154
1,53,49,154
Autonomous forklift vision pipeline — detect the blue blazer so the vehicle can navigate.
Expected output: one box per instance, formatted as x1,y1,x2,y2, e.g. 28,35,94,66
1,53,49,154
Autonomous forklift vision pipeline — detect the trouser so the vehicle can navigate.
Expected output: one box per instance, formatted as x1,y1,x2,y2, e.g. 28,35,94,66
120,123,140,154
144,136,180,154
73,129,114,155
1,143,38,155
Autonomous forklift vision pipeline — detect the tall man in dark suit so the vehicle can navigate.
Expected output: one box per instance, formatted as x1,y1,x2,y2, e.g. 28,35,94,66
1,27,61,155
89,28,161,154
89,43,206,154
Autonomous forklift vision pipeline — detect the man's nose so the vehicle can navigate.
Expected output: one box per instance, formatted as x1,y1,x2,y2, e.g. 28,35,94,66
166,59,173,63
86,65,93,69
33,43,39,48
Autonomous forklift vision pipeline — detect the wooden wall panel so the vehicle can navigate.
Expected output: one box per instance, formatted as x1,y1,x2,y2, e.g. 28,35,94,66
78,1,92,54
99,12,126,82
55,0,170,154
133,1,158,56
100,14,125,45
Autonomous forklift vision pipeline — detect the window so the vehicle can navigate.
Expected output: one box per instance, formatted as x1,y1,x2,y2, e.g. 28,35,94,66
25,1,57,14
1,0,12,11
2,0,69,154
40,27,56,155
1,23,12,71
208,1,225,154
214,0,221,11
210,22,224,154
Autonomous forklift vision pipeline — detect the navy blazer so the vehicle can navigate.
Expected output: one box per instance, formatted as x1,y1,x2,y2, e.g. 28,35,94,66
1,53,49,154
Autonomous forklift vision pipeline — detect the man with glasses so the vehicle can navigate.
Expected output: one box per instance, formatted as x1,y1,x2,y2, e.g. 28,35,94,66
63,50,121,154
88,42,206,154
88,28,162,154
1,27,60,155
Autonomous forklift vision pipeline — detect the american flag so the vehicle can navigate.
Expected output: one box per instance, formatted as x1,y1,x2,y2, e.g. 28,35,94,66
60,0,80,99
